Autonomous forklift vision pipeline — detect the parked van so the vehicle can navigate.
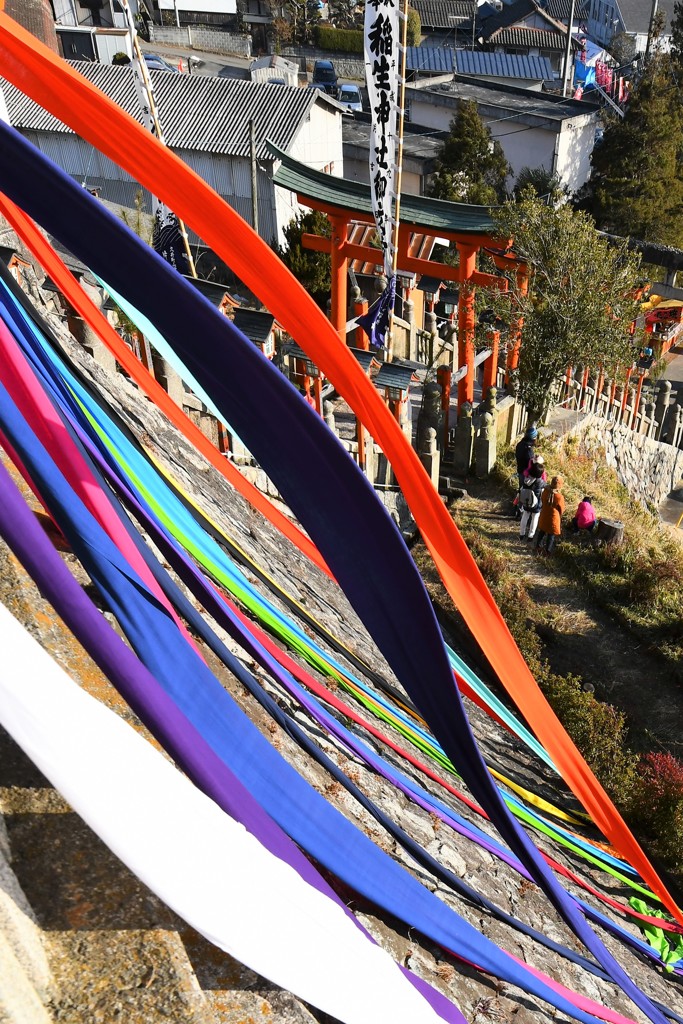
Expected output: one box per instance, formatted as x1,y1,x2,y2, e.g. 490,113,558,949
312,59,338,97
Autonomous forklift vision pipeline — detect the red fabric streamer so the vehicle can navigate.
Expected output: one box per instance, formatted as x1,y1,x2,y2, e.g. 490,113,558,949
0,13,679,924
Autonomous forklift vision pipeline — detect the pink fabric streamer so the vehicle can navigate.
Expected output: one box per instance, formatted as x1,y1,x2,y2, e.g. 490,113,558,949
0,312,187,632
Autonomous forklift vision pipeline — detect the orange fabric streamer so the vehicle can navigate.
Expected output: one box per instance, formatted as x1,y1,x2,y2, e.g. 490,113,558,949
0,192,327,575
0,13,679,923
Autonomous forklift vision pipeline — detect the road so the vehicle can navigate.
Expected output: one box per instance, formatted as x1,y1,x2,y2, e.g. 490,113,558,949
143,39,251,79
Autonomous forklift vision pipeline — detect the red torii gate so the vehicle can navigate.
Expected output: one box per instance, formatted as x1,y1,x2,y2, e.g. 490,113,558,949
272,147,522,407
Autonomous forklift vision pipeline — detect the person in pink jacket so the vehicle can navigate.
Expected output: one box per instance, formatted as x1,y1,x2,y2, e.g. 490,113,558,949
569,496,597,534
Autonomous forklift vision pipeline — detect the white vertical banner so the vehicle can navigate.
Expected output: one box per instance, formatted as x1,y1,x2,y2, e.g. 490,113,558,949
118,0,159,137
365,0,401,281
118,0,189,273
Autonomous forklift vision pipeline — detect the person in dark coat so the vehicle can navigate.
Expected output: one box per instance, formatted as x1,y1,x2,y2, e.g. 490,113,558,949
518,456,546,540
515,427,538,489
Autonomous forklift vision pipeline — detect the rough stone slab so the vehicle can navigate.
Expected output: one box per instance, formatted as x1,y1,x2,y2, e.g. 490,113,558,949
0,852,54,1002
0,930,53,1024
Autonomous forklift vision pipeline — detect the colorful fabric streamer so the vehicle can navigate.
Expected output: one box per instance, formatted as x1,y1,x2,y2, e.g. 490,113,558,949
0,141,671,1024
0,342,632,1024
0,21,676,932
0,597,457,1024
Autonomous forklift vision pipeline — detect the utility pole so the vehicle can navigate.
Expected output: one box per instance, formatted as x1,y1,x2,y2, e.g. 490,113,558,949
250,118,259,237
471,0,476,51
645,0,659,61
562,0,576,97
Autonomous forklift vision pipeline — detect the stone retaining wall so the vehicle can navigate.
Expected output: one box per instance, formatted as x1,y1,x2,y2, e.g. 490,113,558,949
280,47,365,81
149,24,252,57
570,415,683,508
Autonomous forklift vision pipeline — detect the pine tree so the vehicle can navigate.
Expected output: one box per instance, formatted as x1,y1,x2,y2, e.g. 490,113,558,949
276,210,331,309
670,0,683,62
429,100,510,206
584,52,683,246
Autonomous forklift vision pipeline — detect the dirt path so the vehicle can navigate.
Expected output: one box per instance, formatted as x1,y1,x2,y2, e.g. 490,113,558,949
450,483,683,757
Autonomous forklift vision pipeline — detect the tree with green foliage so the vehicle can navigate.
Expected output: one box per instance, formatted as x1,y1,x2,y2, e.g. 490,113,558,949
327,0,361,29
608,30,637,66
406,6,421,46
672,0,683,61
429,100,510,206
582,50,683,246
491,192,641,423
275,210,331,309
513,166,566,202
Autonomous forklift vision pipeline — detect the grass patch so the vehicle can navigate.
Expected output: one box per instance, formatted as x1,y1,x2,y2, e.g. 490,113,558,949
418,475,683,884
496,438,683,676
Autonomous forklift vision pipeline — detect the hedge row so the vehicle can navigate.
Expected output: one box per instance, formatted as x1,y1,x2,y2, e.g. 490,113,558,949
314,25,364,53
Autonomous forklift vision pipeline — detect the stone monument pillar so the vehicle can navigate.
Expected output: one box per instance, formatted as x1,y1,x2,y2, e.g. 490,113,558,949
418,425,441,488
79,272,117,376
475,409,496,478
453,402,474,476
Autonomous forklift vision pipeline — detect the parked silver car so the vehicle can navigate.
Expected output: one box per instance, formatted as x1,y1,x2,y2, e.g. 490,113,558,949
337,83,363,113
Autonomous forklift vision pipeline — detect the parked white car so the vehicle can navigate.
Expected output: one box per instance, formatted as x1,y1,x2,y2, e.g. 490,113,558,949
337,84,363,113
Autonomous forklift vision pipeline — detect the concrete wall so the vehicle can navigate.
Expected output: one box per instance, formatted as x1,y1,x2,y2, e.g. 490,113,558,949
280,49,365,82
149,23,251,57
405,86,596,191
570,415,683,508
554,117,596,196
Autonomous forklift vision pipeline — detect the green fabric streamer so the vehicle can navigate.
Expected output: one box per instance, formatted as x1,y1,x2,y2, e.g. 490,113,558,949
629,898,683,971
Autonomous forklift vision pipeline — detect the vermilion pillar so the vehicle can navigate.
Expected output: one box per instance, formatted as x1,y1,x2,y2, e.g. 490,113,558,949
355,297,369,350
482,329,500,393
456,242,478,406
505,268,528,384
330,213,349,342
621,367,632,414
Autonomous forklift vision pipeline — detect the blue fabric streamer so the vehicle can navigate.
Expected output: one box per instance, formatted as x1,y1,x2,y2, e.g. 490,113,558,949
0,121,668,1024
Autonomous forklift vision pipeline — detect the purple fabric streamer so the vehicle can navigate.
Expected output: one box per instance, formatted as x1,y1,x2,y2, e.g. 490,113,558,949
0,455,460,1023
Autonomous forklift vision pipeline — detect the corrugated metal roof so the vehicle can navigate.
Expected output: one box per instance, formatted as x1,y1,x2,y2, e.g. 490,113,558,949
455,49,553,79
1,62,326,159
540,0,589,21
233,308,275,341
374,362,416,392
489,26,568,50
249,54,298,74
406,46,455,74
411,0,472,29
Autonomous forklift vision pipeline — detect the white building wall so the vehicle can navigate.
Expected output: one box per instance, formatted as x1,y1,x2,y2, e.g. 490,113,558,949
407,93,555,185
274,99,345,247
407,91,595,191
488,122,557,182
94,30,134,63
553,118,596,195
288,100,344,175
158,0,237,13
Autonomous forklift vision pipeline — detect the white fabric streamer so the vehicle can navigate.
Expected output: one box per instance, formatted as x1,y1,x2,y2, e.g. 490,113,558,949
0,602,450,1024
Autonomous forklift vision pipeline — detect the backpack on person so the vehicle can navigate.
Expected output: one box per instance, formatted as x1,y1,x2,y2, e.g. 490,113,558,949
519,481,538,512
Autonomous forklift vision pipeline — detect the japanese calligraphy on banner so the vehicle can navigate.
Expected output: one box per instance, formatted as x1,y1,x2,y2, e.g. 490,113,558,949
365,0,400,281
